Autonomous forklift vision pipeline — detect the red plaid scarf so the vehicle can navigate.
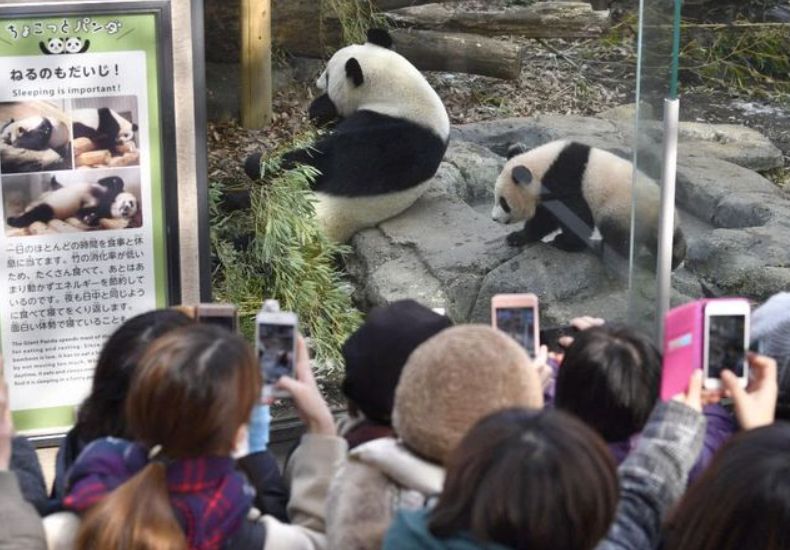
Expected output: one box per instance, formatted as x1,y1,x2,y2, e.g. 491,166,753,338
64,438,253,550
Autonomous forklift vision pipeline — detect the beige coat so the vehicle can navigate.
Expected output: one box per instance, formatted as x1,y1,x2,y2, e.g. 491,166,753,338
326,437,444,550
0,471,47,550
43,434,347,550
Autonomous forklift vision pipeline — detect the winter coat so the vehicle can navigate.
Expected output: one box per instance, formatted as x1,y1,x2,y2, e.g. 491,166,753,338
380,401,705,550
42,434,347,550
596,400,706,550
0,471,47,550
326,437,444,550
383,509,510,550
50,426,290,521
11,436,48,515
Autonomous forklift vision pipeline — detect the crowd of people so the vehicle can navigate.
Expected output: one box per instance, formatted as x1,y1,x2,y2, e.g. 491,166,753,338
1,293,789,550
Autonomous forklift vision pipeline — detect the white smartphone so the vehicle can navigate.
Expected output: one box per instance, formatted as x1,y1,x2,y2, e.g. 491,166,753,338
255,308,298,399
703,299,750,390
491,293,540,358
195,303,238,333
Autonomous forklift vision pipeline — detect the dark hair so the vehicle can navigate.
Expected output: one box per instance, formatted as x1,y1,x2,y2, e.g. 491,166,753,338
663,423,790,550
429,408,618,550
75,309,192,442
76,324,262,550
555,325,661,442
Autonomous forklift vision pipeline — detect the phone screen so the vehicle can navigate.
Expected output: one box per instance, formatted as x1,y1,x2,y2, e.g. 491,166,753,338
707,314,746,379
198,314,236,332
258,323,296,386
496,307,536,356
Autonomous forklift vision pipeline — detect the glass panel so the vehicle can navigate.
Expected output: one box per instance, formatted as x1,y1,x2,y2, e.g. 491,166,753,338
628,0,681,340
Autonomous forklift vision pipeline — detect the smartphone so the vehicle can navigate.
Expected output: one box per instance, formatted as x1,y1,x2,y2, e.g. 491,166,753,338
195,303,238,333
491,294,540,358
703,299,750,390
255,308,298,399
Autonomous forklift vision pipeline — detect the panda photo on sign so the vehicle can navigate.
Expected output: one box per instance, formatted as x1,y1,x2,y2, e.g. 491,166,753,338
244,29,450,243
0,104,73,174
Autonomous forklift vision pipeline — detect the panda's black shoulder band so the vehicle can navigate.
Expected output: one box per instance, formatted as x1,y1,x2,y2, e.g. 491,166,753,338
367,28,393,49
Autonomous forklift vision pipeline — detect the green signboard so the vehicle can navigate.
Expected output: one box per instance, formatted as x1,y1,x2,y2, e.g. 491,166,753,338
0,2,184,437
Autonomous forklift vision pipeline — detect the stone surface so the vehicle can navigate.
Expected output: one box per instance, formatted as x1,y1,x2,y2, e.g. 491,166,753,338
686,226,790,301
676,157,779,226
347,112,790,325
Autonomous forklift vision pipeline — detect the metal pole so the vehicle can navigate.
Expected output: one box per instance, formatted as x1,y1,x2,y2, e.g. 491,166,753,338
655,97,680,345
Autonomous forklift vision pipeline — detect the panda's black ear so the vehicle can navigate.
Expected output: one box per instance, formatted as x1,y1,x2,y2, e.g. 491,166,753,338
507,142,529,160
367,28,393,49
345,58,364,87
512,166,533,186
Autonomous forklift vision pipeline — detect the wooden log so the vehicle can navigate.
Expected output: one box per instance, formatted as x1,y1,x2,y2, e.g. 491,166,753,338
76,150,111,167
373,0,467,11
73,137,96,156
387,2,610,38
241,0,273,128
391,29,524,80
107,151,140,167
64,217,91,230
99,218,130,230
47,220,82,233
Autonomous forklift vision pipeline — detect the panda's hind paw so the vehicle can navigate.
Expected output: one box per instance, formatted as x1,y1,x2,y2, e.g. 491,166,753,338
506,230,530,247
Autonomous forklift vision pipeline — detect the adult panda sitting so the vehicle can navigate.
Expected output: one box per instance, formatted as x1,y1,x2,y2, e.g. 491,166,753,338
244,29,450,243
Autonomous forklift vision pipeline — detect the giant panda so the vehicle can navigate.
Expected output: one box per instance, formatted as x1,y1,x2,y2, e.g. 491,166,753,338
6,175,137,228
72,107,137,157
244,29,450,243
1,115,70,151
491,140,687,270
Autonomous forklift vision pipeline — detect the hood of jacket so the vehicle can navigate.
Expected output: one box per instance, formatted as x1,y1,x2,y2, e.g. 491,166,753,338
383,509,513,550
350,437,444,495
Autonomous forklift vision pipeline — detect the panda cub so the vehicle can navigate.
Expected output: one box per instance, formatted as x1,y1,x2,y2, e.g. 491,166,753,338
7,176,137,228
72,107,137,157
1,116,69,151
245,29,450,243
491,140,687,270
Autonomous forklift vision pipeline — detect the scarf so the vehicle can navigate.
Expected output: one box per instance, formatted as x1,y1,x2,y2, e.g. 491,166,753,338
63,437,254,550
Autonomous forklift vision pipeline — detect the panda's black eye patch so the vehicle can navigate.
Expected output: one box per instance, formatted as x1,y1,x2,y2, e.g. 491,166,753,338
499,197,511,214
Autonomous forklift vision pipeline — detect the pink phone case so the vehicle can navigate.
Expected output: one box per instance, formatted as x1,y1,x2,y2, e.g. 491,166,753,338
661,300,709,401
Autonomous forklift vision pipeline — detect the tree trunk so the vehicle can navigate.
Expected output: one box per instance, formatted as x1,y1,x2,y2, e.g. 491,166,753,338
372,0,467,11
391,29,524,80
271,0,342,58
387,2,610,38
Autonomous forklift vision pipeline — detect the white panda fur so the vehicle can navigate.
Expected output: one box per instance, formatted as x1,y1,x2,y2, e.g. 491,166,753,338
316,43,449,139
245,29,449,244
1,115,70,150
492,140,686,270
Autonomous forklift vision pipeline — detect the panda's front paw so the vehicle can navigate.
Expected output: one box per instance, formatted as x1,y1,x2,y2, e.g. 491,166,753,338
506,230,530,247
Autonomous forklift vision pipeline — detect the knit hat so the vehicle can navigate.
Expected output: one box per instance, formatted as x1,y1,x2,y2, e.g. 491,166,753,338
342,300,453,425
751,292,790,419
393,325,544,464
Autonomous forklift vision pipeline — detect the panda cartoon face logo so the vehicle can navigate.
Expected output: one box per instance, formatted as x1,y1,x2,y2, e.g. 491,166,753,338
39,36,90,55
65,37,89,54
44,38,64,54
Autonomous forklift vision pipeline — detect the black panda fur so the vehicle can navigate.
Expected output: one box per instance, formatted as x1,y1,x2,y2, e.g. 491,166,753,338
7,176,128,228
244,28,449,243
72,107,137,156
492,140,687,270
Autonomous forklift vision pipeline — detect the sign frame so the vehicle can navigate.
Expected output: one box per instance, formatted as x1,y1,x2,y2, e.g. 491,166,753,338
0,0,210,443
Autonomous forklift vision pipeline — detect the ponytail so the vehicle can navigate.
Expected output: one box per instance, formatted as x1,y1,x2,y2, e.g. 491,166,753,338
76,462,186,550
